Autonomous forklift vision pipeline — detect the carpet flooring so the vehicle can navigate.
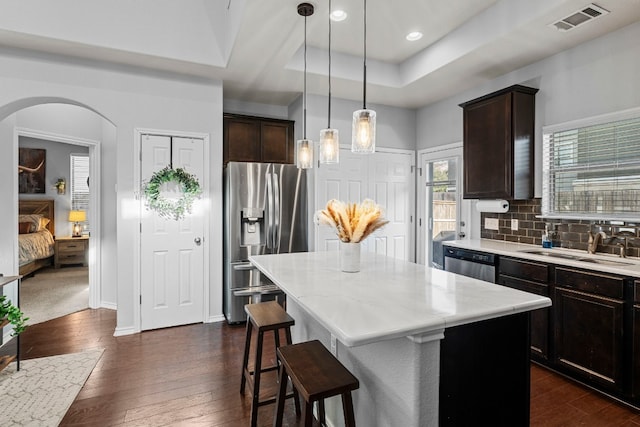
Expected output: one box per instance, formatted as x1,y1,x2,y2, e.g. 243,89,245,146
20,266,89,325
0,348,104,426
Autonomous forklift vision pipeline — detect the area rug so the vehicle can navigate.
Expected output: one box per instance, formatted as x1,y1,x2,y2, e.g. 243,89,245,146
20,266,89,324
0,348,104,427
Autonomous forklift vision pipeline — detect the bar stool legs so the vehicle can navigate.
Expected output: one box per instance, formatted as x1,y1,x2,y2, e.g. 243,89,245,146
273,340,359,427
240,301,300,427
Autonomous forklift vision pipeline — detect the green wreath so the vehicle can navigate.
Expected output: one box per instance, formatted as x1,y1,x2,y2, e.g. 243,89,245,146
144,166,202,220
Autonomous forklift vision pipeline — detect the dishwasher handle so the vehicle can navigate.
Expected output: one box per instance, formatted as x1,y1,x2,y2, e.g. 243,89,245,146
444,248,496,265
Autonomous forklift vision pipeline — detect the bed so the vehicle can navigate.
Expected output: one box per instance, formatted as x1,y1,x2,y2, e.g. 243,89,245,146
18,199,55,276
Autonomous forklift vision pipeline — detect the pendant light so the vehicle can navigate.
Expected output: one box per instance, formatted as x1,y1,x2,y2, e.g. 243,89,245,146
319,0,339,164
352,0,376,153
297,3,314,169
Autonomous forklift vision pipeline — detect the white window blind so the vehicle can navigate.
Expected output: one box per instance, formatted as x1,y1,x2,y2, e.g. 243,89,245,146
70,154,90,232
542,111,640,220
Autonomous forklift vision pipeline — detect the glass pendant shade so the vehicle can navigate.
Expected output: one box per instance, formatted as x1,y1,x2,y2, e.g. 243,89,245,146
296,138,313,169
352,109,376,153
319,129,339,164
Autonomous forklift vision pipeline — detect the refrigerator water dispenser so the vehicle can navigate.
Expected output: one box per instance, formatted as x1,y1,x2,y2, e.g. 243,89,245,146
241,208,264,246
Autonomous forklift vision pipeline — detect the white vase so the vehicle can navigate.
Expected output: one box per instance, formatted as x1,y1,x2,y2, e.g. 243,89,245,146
340,241,361,272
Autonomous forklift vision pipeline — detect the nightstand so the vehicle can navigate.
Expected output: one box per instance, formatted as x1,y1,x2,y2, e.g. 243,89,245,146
55,236,89,268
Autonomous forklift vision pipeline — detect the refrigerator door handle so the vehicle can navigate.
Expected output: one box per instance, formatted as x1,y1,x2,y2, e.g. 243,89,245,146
233,262,256,271
273,171,281,251
266,172,274,249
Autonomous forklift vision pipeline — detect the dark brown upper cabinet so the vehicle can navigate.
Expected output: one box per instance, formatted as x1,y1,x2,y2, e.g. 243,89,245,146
459,85,538,200
223,113,295,165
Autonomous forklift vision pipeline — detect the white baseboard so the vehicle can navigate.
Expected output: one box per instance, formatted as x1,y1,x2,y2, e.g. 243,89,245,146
113,326,137,337
100,302,117,310
206,314,225,323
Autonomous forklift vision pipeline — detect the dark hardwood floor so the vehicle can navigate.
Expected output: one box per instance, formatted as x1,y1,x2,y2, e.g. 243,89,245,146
19,308,640,426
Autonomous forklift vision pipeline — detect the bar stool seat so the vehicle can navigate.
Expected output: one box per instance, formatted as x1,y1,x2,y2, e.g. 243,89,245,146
241,301,300,427
273,340,360,427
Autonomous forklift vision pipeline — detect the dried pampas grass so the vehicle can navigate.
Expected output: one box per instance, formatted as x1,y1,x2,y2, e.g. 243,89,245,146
316,199,389,243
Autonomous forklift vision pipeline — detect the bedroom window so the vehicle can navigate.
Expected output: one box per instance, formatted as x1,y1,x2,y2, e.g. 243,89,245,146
542,108,640,220
70,154,90,233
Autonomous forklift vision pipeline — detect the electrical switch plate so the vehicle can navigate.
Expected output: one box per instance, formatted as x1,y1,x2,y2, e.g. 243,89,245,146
511,219,519,231
485,218,499,230
330,334,337,356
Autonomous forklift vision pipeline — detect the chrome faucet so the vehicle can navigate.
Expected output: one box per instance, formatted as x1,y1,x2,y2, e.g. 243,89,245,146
587,231,607,254
617,237,628,258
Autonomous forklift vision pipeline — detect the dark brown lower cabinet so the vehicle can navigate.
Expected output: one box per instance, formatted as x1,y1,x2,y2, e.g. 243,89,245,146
440,312,530,426
554,286,624,394
633,280,640,401
498,257,550,361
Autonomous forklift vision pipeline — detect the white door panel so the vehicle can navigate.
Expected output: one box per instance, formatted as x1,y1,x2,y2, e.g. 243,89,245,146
367,152,414,261
141,135,205,330
315,148,414,261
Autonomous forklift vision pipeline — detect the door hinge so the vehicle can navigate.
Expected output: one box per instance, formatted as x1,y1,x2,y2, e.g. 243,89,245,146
140,295,142,305
140,223,142,233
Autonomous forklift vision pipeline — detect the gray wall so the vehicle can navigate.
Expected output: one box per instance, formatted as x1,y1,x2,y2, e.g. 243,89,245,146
416,20,640,198
302,94,416,151
19,134,89,236
223,99,289,120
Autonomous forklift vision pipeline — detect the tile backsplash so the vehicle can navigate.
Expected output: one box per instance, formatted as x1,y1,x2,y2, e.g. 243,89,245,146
480,199,640,259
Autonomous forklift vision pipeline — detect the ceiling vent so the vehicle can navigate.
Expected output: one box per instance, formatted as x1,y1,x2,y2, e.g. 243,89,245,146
550,3,609,32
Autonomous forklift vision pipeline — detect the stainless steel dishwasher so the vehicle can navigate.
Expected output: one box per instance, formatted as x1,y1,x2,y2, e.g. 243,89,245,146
443,247,497,283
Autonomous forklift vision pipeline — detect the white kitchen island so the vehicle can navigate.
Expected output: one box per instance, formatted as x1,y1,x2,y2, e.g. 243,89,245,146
250,251,551,427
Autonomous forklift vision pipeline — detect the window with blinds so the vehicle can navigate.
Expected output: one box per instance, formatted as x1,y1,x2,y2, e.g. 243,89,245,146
542,111,640,219
70,154,90,232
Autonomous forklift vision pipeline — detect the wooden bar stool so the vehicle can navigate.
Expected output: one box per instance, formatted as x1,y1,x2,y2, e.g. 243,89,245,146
241,301,300,427
273,340,360,427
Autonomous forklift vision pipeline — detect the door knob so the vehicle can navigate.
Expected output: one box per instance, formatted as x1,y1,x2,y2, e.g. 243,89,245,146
194,237,202,246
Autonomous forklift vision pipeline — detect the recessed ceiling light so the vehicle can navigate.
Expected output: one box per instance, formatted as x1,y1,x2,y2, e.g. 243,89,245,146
330,10,347,22
406,31,423,41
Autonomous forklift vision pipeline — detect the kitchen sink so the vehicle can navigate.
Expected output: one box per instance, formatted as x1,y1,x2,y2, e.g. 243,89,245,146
575,258,634,266
519,250,634,266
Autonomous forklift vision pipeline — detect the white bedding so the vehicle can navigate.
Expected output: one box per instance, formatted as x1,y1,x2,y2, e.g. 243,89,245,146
18,229,55,266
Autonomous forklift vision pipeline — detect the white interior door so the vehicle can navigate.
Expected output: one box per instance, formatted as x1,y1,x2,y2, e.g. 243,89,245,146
140,135,205,330
368,151,415,261
315,149,369,251
315,148,414,261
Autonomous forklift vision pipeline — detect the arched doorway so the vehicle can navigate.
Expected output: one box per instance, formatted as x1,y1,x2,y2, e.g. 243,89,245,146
1,97,115,320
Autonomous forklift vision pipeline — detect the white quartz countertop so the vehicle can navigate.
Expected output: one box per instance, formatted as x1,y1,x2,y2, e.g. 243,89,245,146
443,239,640,277
249,251,551,347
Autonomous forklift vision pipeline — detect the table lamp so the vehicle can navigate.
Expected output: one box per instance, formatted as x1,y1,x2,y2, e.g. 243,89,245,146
68,210,86,237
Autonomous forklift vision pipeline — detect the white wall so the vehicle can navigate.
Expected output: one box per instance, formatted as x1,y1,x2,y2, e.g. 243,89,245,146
19,135,89,236
0,49,224,333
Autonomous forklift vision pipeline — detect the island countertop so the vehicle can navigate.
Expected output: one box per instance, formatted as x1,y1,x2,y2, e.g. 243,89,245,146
249,251,551,347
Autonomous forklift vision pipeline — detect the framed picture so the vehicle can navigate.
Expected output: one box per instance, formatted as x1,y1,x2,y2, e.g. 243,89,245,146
18,148,46,194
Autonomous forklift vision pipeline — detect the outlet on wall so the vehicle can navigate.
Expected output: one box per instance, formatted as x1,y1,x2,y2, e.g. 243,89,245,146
511,219,519,231
485,218,499,230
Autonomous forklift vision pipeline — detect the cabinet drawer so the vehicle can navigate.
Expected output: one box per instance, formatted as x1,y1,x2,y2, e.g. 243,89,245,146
59,252,85,262
58,245,85,255
499,257,549,283
498,275,549,296
555,267,624,299
635,280,640,304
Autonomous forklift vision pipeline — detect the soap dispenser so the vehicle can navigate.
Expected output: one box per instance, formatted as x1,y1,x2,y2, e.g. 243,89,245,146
542,224,552,248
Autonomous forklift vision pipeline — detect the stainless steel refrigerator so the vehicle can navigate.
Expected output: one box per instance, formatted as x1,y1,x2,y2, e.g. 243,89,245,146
223,162,308,323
